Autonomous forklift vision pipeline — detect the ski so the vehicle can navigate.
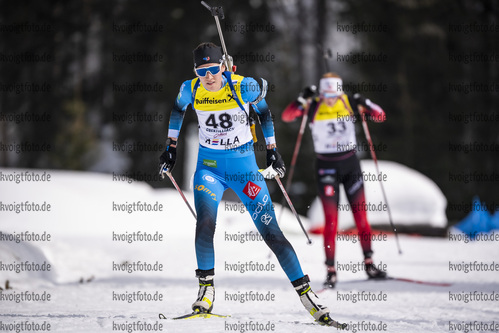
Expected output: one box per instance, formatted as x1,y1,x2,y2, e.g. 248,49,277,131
159,312,230,320
279,317,347,329
317,275,452,293
280,319,348,329
159,312,347,329
159,312,346,329
386,276,452,287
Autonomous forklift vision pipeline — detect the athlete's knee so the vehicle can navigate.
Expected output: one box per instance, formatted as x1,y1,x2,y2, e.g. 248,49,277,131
196,214,216,238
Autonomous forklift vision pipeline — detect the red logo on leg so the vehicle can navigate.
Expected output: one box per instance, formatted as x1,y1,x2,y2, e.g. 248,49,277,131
325,185,335,197
243,181,261,200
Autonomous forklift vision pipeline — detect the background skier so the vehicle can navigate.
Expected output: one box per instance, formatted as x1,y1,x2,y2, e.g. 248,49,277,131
282,72,388,288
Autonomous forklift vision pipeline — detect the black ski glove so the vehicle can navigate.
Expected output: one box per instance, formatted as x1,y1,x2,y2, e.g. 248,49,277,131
266,148,286,178
300,85,318,99
159,139,177,172
353,93,369,108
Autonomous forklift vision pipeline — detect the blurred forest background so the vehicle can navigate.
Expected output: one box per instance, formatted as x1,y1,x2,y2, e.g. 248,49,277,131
1,0,497,223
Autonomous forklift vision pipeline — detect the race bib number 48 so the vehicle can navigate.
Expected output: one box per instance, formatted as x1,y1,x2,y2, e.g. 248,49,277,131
197,109,253,149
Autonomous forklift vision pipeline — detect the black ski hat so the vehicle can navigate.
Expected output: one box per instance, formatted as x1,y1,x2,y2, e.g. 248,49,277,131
193,43,223,68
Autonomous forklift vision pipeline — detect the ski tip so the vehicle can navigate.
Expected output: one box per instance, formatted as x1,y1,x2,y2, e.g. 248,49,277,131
338,322,348,330
328,321,348,329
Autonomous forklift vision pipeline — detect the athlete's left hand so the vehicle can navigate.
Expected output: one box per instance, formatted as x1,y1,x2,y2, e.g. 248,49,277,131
266,148,286,178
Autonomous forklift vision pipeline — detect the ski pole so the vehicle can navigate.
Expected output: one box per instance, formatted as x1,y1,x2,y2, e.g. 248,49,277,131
260,166,312,245
359,111,402,254
201,1,235,73
317,44,332,72
159,164,197,220
277,105,309,223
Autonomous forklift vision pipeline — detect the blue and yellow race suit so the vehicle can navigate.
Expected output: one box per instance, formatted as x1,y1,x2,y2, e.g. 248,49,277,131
168,72,304,282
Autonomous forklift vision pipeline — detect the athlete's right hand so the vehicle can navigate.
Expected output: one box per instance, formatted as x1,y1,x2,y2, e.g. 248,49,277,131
282,85,317,122
300,85,317,99
159,145,176,173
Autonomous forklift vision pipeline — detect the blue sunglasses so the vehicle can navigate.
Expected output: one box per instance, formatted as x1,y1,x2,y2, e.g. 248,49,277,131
195,64,222,77
323,92,341,98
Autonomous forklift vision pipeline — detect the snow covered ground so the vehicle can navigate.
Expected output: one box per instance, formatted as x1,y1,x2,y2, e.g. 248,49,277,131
1,168,498,333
